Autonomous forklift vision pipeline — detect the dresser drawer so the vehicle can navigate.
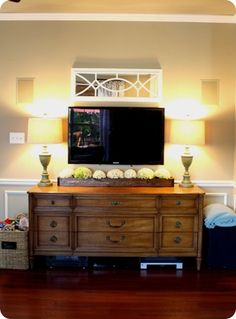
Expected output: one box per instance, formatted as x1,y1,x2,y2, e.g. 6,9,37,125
34,215,71,231
159,232,197,251
74,196,157,209
34,231,72,251
160,215,197,232
160,196,197,209
76,232,154,250
77,216,155,232
34,195,72,208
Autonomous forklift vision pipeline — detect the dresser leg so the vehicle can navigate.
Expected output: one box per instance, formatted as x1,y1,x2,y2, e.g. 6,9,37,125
29,256,34,270
196,257,202,271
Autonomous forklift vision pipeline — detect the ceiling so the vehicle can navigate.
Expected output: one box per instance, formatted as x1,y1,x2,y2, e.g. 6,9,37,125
0,0,235,15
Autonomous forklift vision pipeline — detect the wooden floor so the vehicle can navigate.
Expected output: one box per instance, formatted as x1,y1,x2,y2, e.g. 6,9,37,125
0,261,236,319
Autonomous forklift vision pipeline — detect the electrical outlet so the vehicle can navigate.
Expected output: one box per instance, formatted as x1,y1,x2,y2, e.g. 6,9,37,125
9,132,25,144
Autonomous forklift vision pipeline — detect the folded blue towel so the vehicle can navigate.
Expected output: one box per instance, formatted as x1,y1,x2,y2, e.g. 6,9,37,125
204,203,236,229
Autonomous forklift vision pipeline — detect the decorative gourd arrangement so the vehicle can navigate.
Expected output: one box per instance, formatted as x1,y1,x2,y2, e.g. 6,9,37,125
58,166,174,187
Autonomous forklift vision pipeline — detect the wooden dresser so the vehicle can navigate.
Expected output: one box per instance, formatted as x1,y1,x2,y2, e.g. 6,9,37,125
28,184,204,270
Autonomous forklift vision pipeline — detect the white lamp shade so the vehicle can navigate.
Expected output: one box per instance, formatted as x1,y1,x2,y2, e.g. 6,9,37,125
0,0,7,7
170,120,205,145
27,118,63,144
227,0,236,8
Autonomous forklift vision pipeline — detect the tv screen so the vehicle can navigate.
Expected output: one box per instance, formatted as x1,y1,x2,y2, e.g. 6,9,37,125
68,106,165,165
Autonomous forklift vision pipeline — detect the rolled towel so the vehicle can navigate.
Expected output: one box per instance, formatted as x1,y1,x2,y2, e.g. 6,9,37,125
204,203,236,229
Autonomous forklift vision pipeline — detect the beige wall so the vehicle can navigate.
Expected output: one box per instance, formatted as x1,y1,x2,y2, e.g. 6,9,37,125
0,21,235,183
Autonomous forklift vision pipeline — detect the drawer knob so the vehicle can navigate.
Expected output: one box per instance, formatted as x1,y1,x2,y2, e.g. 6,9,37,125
176,200,181,206
175,221,182,229
50,235,58,243
51,200,55,205
106,220,125,228
111,201,121,206
106,235,126,244
50,220,58,228
174,236,182,244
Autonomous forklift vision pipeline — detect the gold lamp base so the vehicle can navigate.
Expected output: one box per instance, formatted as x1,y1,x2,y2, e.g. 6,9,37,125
38,148,52,187
180,147,194,188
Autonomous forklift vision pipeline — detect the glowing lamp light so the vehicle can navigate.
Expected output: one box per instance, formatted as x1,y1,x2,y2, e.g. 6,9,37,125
0,0,7,7
227,0,236,8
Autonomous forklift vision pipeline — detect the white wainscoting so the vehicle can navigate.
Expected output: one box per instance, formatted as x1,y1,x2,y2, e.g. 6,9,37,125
204,192,228,206
0,179,235,219
4,190,28,219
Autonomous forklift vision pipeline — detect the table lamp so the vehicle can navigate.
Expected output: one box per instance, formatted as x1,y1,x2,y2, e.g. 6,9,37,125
27,117,63,186
170,119,205,188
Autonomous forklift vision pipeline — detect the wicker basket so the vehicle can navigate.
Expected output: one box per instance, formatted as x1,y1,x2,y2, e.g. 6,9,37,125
0,231,29,270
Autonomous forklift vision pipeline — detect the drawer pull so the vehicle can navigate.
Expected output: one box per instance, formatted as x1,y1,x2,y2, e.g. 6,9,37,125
50,220,58,228
51,200,55,205
106,235,126,244
106,220,125,228
175,221,182,229
50,235,58,243
111,201,121,206
176,200,181,206
174,236,182,244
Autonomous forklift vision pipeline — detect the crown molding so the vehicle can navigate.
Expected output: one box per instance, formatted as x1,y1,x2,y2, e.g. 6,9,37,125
0,13,236,23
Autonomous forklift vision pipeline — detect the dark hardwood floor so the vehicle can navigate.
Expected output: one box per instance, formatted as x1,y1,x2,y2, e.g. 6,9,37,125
0,260,236,319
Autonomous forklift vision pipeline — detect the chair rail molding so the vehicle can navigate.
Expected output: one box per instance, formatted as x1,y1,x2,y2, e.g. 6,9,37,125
0,178,234,188
175,180,235,188
0,179,39,186
1,13,236,23
0,179,235,219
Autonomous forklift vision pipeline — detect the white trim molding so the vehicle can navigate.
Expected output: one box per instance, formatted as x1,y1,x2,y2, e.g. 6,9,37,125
195,180,235,188
0,178,234,188
0,179,235,218
175,180,235,188
0,13,236,23
71,68,162,103
0,179,38,186
205,192,228,205
234,194,236,211
4,190,27,219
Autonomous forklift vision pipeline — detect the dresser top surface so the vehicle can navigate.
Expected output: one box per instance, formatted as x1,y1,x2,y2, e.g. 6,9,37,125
28,183,204,196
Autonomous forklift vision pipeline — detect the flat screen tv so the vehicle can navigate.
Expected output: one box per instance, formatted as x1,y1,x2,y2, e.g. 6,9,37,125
68,106,165,165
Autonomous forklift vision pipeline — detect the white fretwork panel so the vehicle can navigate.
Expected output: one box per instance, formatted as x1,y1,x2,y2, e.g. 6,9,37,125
71,68,162,103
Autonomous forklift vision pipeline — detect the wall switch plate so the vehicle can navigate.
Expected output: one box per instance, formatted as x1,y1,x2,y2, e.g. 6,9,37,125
9,132,25,144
